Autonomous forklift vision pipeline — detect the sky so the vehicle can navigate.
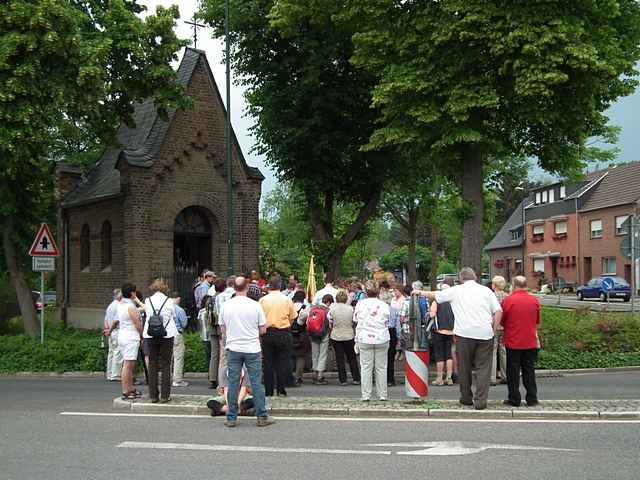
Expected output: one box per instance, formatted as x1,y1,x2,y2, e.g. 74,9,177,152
141,0,640,195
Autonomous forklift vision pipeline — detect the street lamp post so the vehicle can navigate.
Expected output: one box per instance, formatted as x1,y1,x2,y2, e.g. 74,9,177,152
225,0,234,275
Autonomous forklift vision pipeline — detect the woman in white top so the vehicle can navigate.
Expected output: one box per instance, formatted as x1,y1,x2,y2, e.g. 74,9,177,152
116,283,142,400
354,281,391,401
143,278,177,403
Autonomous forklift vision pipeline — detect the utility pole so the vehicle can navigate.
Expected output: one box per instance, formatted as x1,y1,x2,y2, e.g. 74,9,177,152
225,0,234,275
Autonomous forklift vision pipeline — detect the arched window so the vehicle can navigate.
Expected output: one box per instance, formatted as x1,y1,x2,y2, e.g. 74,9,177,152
101,221,112,269
80,224,90,271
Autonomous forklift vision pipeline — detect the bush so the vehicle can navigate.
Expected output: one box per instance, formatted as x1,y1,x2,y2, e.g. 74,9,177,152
536,307,640,369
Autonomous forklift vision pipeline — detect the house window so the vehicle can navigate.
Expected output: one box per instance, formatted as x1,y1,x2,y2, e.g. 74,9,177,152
541,190,548,203
535,192,541,204
554,221,567,234
80,224,90,271
534,258,545,273
590,219,603,239
560,185,566,198
101,221,112,269
532,224,544,237
615,215,629,235
549,189,555,203
602,257,617,275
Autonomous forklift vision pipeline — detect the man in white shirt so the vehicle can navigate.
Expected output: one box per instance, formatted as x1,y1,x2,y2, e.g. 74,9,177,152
104,289,123,381
415,267,502,410
313,272,338,305
220,276,274,428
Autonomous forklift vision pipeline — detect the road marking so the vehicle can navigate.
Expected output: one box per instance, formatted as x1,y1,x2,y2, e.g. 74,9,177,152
370,441,577,456
117,441,391,456
60,412,640,424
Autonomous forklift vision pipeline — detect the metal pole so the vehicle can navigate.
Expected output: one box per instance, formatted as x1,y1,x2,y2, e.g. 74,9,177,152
225,0,234,275
40,272,44,344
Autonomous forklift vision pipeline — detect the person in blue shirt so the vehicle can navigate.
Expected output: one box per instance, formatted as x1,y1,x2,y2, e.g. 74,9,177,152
172,292,190,387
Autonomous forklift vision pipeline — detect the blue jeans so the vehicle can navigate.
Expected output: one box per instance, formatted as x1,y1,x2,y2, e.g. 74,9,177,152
226,349,268,422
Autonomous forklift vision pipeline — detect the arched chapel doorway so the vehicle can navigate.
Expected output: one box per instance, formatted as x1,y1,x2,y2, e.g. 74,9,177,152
173,206,212,271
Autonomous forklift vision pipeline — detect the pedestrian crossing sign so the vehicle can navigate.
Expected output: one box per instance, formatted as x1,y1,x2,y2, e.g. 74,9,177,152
29,223,59,257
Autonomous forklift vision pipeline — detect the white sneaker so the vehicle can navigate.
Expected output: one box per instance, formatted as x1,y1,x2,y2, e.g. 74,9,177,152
172,380,190,387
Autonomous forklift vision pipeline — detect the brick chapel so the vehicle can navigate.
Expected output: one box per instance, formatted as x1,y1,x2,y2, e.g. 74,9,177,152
55,48,263,328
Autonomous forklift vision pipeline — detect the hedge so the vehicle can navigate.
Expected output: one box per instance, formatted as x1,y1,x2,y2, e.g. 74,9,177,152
1,307,640,373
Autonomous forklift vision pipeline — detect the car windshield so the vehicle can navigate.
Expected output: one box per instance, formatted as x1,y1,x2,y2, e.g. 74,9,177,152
612,277,629,286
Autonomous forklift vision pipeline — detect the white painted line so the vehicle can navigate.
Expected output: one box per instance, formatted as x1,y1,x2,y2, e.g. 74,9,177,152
59,412,640,424
118,441,391,456
370,441,577,456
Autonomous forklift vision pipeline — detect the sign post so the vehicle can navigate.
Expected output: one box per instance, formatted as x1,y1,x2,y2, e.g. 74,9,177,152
29,223,59,344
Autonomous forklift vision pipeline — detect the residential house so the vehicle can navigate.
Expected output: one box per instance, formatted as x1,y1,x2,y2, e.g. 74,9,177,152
578,162,640,285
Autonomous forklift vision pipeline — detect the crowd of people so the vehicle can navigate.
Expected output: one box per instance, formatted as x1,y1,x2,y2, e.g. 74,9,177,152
102,266,541,426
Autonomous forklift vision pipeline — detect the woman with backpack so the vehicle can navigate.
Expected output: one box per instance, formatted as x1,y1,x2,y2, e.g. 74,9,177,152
354,281,391,401
329,290,360,386
299,294,334,385
143,278,178,403
291,290,310,385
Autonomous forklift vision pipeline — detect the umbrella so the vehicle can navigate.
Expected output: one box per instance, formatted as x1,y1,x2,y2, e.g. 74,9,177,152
306,255,317,304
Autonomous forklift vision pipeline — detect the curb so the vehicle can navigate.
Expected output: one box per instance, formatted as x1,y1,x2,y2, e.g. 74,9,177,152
4,365,640,379
111,397,640,420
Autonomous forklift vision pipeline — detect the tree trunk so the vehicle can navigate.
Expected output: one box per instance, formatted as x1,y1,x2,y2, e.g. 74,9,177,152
460,144,484,276
430,222,439,290
321,190,382,279
2,216,39,335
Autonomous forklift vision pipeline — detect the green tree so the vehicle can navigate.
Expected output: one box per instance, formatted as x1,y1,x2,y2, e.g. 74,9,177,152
200,0,396,277
346,0,640,275
0,0,188,335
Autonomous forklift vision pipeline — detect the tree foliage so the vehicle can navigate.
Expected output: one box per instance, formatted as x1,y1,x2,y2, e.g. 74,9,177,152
344,0,640,273
200,0,398,276
0,0,189,334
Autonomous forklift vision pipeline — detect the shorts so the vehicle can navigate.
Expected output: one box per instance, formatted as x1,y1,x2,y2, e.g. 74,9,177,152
432,332,453,362
118,335,140,361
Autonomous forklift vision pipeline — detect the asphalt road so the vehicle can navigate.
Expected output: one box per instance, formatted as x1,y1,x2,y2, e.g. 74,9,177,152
1,373,639,479
537,294,640,311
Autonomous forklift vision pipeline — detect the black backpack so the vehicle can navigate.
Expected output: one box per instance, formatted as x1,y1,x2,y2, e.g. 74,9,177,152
291,305,306,336
147,297,169,338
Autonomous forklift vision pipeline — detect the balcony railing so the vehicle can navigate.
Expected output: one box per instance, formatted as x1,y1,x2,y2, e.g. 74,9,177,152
552,233,567,240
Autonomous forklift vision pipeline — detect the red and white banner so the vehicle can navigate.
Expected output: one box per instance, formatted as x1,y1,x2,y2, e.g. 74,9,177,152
404,350,429,399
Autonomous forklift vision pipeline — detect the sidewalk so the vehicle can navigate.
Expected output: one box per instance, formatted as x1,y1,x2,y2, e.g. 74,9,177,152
113,394,640,419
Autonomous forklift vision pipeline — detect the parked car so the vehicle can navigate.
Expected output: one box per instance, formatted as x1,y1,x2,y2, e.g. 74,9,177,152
31,291,56,312
436,273,458,290
576,277,630,302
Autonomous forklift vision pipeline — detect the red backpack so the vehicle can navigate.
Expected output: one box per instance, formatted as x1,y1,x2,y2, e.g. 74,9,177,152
306,306,328,339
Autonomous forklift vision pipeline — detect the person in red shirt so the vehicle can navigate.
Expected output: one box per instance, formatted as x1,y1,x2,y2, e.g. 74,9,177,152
500,276,541,407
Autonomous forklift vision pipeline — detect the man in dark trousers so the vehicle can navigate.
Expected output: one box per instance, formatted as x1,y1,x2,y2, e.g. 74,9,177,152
259,277,297,397
500,275,541,407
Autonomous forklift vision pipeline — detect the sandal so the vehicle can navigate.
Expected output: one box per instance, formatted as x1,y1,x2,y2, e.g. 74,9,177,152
431,379,445,386
132,390,143,398
121,392,137,400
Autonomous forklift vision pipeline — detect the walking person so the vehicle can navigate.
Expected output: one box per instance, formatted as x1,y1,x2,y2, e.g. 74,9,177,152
143,278,178,403
291,290,310,385
301,294,333,384
171,292,189,387
329,290,360,386
354,281,391,402
259,277,297,396
104,289,123,381
117,284,143,399
500,276,541,407
414,268,502,410
429,279,455,386
219,276,274,427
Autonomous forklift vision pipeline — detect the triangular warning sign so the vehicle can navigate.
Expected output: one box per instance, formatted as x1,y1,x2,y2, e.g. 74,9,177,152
29,223,59,257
